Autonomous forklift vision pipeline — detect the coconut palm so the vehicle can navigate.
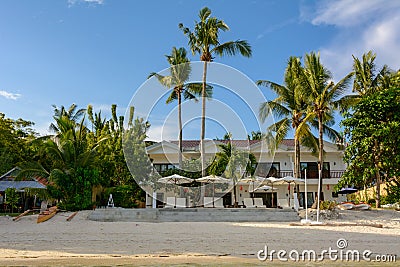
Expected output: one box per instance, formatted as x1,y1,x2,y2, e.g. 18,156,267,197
352,51,391,96
299,52,353,200
50,104,86,133
179,7,252,176
149,47,210,168
258,57,318,179
209,142,248,206
338,51,392,111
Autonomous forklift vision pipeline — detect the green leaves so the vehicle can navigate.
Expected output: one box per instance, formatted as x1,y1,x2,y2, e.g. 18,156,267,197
180,7,251,61
341,87,400,200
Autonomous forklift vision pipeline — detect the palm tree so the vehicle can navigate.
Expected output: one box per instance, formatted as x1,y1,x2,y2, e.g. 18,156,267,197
50,104,86,133
339,51,390,111
257,57,318,180
209,141,248,206
149,47,209,168
179,7,252,176
300,52,353,200
352,51,391,96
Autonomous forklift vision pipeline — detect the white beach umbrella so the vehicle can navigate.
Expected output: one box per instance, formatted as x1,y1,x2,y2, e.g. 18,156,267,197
251,185,278,192
281,176,304,207
238,177,263,204
158,174,194,185
196,175,231,207
158,174,194,207
261,177,284,207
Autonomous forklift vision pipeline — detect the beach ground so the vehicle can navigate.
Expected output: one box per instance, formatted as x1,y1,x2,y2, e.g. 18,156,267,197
0,209,399,266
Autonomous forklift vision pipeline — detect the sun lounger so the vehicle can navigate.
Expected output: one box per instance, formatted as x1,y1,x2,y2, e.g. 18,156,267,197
244,198,256,208
278,199,289,208
204,197,224,208
175,198,187,208
214,198,224,208
254,198,266,208
165,197,175,208
204,197,214,208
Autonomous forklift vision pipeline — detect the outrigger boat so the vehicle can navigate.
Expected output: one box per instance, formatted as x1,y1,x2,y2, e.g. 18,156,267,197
37,206,58,223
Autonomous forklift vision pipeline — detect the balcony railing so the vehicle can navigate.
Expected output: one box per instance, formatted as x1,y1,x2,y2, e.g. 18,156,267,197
264,170,345,179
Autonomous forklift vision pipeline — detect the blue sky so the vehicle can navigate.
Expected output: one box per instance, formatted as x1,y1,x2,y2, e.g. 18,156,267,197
1,0,399,141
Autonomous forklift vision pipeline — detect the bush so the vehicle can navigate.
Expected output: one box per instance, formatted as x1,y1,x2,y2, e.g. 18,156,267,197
385,180,400,204
319,200,336,210
4,188,20,213
104,185,145,208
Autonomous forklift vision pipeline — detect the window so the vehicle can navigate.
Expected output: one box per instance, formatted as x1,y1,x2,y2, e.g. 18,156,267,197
153,164,176,173
254,162,280,177
300,162,330,178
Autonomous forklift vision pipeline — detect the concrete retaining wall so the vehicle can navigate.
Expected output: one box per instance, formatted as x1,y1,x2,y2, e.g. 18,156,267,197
88,208,300,222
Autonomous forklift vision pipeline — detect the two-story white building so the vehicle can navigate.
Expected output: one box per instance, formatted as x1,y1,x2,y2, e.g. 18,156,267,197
145,139,346,208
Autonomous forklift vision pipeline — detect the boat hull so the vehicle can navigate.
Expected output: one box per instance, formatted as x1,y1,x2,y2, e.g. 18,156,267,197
37,207,57,223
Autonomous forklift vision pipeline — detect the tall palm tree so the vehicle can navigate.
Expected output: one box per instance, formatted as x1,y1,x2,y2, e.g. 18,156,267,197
257,57,318,179
300,52,353,200
179,7,252,176
50,104,86,133
339,51,390,111
352,51,391,96
149,47,209,168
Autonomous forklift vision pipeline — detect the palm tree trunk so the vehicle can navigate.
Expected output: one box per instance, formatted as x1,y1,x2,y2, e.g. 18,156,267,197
233,185,237,207
178,91,183,168
318,113,324,201
200,61,208,177
374,140,381,208
294,135,301,203
294,136,300,178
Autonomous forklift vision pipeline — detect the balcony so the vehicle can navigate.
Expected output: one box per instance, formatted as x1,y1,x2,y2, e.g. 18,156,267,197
266,170,345,179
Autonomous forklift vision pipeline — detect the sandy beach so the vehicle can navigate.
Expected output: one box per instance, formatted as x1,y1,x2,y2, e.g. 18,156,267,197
0,209,399,266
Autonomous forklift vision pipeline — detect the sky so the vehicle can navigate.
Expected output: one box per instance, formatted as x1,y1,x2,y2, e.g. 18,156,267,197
1,0,399,141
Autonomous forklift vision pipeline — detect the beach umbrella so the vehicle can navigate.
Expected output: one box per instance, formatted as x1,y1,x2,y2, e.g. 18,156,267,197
251,185,278,192
158,174,194,207
337,187,358,195
261,177,284,208
281,176,305,207
196,175,231,207
238,177,262,202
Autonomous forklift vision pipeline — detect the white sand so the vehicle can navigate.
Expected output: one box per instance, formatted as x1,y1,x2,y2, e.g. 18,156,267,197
0,209,399,266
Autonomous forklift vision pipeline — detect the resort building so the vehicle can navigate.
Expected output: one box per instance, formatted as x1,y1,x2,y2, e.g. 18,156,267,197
145,139,347,208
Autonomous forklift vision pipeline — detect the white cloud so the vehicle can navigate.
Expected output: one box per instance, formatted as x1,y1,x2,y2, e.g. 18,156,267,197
68,0,104,6
146,123,179,142
0,90,21,100
311,0,399,27
303,0,400,80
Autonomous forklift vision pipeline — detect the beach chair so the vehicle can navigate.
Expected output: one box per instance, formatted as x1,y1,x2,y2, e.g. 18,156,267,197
203,197,214,208
214,198,225,208
277,199,289,208
254,198,266,208
244,198,256,208
204,197,224,208
175,198,187,208
164,197,175,208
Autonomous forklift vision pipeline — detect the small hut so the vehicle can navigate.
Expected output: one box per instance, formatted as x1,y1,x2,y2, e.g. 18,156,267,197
0,167,48,212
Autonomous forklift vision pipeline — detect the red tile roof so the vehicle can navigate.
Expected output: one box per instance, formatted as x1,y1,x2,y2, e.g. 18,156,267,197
170,139,279,148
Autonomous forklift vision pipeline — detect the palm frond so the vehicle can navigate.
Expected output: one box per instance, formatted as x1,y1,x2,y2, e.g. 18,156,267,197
296,123,319,155
267,118,290,144
16,162,49,181
212,40,252,57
